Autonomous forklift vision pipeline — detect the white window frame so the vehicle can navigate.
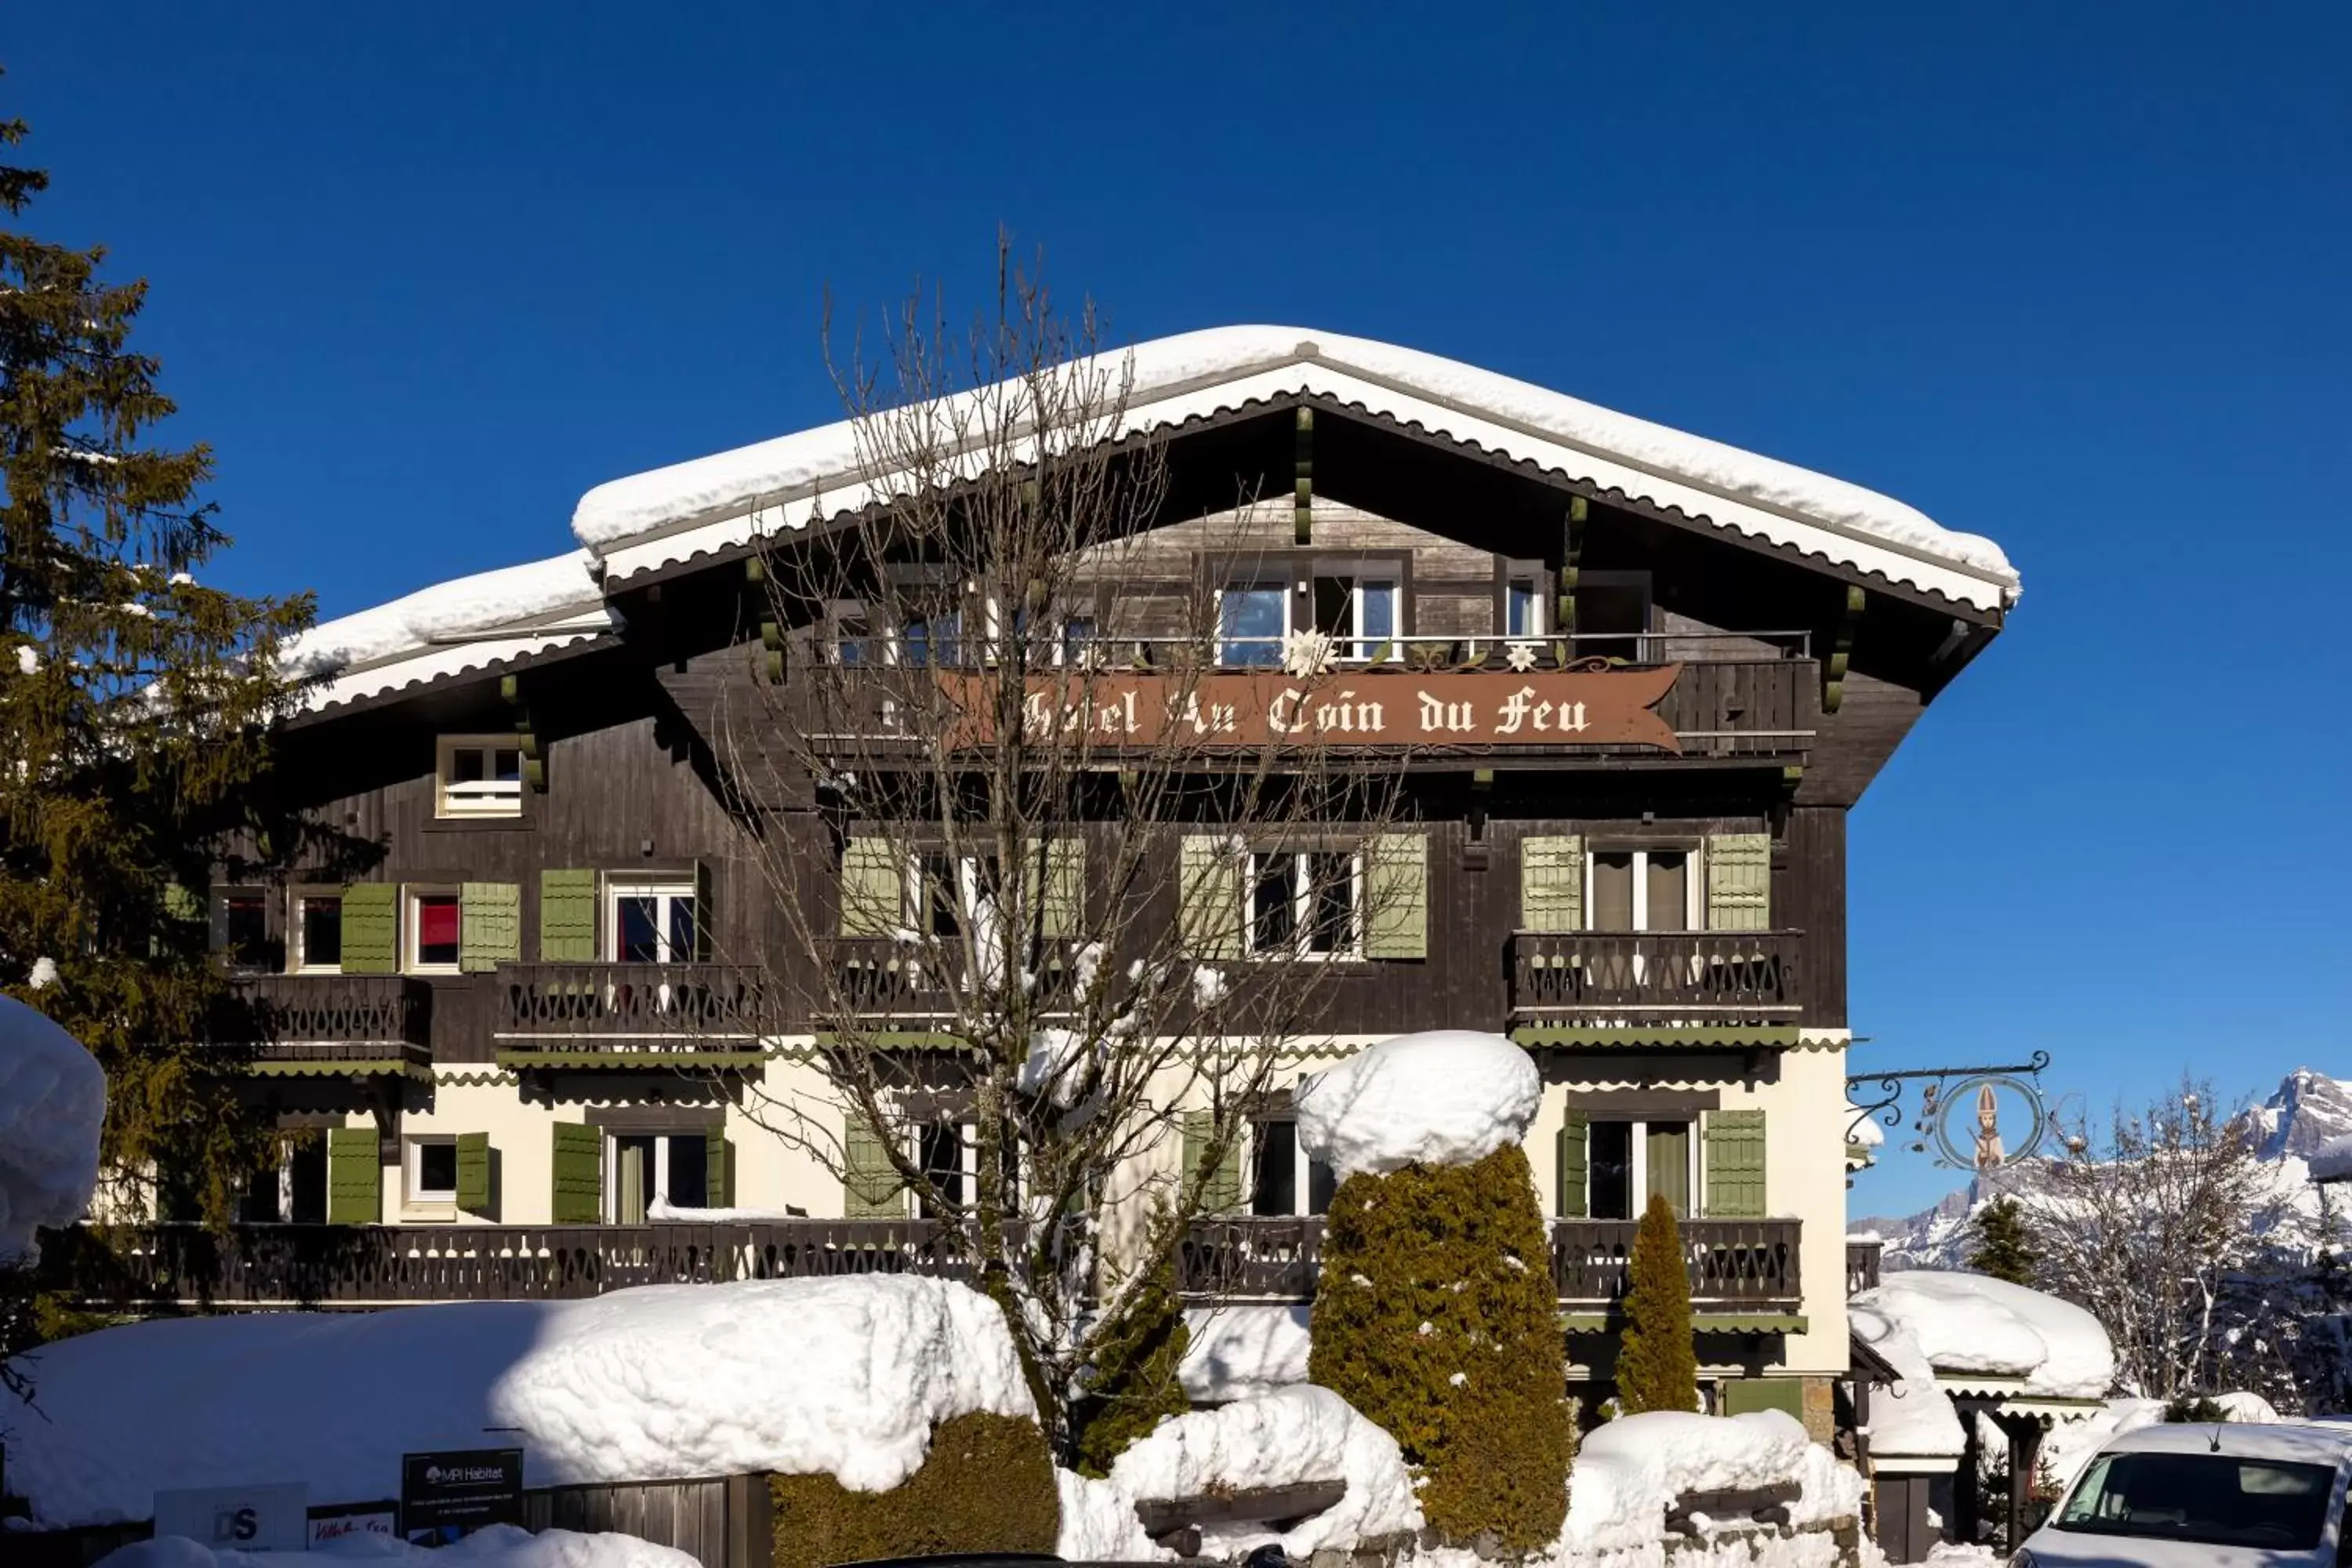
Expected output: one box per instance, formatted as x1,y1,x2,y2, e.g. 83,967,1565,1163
606,876,699,965
1506,574,1545,637
289,887,344,975
1216,578,1292,666
435,735,524,819
602,1131,711,1221
405,885,463,975
1584,844,1702,933
1248,1117,1334,1218
913,1120,980,1214
214,886,274,975
1581,1116,1699,1221
1244,848,1364,961
1319,574,1399,662
404,1134,459,1207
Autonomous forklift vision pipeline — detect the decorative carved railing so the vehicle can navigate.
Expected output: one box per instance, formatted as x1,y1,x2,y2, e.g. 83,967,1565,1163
1846,1238,1883,1295
47,1214,1802,1310
1508,931,1802,1022
208,975,431,1061
1552,1217,1802,1310
493,964,779,1050
815,938,1083,1019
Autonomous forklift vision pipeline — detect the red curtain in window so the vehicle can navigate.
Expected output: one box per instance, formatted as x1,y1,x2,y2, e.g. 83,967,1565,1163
417,898,460,949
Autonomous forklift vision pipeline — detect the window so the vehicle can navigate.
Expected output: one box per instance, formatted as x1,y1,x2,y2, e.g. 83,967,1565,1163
1249,1118,1337,1217
1058,616,1098,665
2056,1451,2336,1552
918,1120,972,1218
1507,575,1544,637
1218,580,1288,667
437,736,523,818
239,1135,328,1225
1582,1118,1695,1220
406,1137,459,1205
408,889,461,973
1247,850,1360,959
1576,571,1651,661
910,851,1002,940
216,888,273,974
608,877,698,964
292,891,343,973
833,614,872,666
608,1131,711,1224
899,604,964,668
1312,574,1398,660
1588,848,1693,932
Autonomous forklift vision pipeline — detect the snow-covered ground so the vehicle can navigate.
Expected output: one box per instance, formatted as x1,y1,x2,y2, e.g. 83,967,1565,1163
96,1526,696,1568
10,1276,1034,1526
0,993,107,1264
1179,1303,1312,1403
1294,1028,1541,1179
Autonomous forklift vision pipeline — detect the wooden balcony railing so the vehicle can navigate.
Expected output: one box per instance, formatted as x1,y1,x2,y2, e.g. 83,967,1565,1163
1508,931,1802,1023
207,975,432,1067
492,964,780,1058
1846,1238,1884,1295
816,938,1085,1019
45,1215,1802,1312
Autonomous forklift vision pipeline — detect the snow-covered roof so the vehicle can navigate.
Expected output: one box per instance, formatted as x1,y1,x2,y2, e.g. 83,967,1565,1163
284,549,616,715
1853,1270,2114,1401
289,325,2019,717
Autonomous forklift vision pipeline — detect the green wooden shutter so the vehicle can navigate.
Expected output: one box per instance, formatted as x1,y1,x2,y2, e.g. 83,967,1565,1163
1178,836,1241,959
840,838,904,938
1038,837,1085,938
340,883,399,975
1646,1121,1692,1218
539,869,599,961
1364,833,1428,960
692,859,715,961
1556,1109,1589,1218
1521,835,1584,932
1705,834,1773,931
844,1114,904,1218
326,1127,381,1224
706,1127,734,1207
455,1131,492,1212
551,1123,604,1223
459,881,521,973
1702,1109,1768,1218
1182,1110,1242,1214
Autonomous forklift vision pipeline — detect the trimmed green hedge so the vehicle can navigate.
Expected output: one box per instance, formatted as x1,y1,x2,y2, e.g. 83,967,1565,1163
768,1411,1058,1568
1308,1145,1573,1548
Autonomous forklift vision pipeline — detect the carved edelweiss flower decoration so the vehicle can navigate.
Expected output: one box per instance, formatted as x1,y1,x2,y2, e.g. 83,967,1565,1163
1504,640,1541,673
1281,630,1338,679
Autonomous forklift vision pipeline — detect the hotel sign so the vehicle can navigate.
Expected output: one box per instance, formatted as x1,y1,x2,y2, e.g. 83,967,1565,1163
941,666,1682,752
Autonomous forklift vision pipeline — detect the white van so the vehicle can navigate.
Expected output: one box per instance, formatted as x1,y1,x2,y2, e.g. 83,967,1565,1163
2014,1421,2352,1567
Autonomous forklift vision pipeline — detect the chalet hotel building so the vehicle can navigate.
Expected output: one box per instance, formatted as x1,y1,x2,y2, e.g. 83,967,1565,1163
65,328,2017,1430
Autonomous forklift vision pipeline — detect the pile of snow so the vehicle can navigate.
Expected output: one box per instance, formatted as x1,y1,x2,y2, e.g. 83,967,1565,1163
1849,1301,1965,1460
1853,1271,2114,1399
2313,1132,2352,1183
643,1197,802,1221
11,1276,1034,1527
0,994,107,1263
1560,1411,1860,1554
1295,1029,1541,1181
1070,1385,1423,1561
1179,1305,1313,1403
96,1526,695,1568
285,550,601,675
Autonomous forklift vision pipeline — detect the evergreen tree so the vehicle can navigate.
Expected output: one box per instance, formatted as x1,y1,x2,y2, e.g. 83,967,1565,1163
1615,1191,1699,1415
1968,1196,2039,1287
1069,1246,1192,1476
1310,1146,1573,1548
0,80,312,1223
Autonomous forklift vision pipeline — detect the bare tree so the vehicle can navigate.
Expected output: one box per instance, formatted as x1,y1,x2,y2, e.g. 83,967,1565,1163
705,250,1405,1455
2025,1080,2288,1399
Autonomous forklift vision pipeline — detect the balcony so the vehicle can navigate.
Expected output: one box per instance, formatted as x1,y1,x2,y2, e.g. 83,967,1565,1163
492,963,780,1066
1846,1237,1883,1295
815,937,1086,1024
46,1216,1801,1315
1508,931,1802,1033
1178,1215,1802,1312
786,632,1813,768
206,975,433,1077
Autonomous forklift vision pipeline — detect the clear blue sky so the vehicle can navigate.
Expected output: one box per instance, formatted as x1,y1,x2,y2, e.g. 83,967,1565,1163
12,5,2348,1211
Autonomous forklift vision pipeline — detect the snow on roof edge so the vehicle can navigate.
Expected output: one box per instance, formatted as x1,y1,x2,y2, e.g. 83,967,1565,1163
569,324,2019,599
283,549,608,703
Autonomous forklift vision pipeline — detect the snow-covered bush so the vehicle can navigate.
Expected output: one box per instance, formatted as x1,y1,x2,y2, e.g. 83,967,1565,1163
768,1410,1057,1568
97,1526,696,1568
0,994,107,1265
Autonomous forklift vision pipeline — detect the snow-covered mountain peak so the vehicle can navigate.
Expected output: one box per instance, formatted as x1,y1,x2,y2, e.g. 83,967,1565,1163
2252,1068,2352,1162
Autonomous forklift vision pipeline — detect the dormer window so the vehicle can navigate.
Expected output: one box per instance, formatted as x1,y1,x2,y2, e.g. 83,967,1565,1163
437,736,522,818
